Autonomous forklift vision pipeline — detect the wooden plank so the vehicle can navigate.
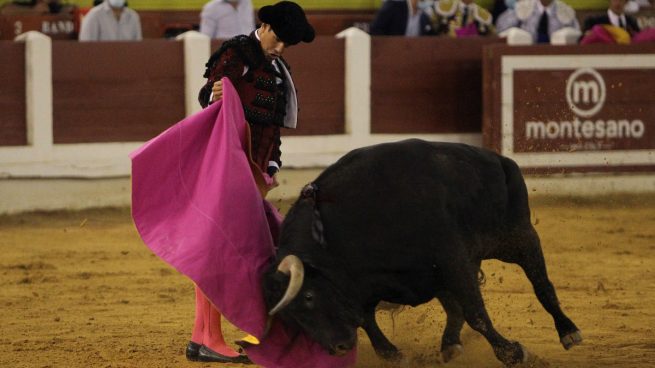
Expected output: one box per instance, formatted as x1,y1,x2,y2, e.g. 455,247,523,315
283,37,345,136
482,44,503,152
371,37,502,134
52,40,185,143
0,41,26,146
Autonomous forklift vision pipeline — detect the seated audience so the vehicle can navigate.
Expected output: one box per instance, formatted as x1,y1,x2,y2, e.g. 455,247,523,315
426,0,494,37
492,0,516,21
583,0,640,36
79,0,141,41
370,0,436,36
496,0,579,43
580,0,655,44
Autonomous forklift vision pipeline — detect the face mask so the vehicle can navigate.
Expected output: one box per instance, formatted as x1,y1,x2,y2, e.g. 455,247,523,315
107,0,125,8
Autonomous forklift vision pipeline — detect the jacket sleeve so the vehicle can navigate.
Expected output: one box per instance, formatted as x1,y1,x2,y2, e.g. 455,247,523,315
270,129,282,169
198,47,247,108
369,2,395,35
628,16,641,33
582,16,598,34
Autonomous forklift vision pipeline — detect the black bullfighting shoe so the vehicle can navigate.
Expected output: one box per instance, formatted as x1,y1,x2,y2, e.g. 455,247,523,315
185,341,201,361
197,345,253,364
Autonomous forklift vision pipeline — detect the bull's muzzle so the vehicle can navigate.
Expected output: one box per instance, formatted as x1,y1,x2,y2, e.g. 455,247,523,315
330,340,356,356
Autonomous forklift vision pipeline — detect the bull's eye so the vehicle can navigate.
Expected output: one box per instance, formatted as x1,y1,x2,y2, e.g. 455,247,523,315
303,291,314,308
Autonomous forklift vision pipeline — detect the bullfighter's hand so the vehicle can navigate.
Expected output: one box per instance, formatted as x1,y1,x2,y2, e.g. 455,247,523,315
211,80,223,102
269,174,280,189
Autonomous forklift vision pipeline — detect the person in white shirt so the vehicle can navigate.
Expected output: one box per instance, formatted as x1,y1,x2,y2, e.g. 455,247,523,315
79,0,142,41
200,0,256,39
496,0,579,43
582,0,641,36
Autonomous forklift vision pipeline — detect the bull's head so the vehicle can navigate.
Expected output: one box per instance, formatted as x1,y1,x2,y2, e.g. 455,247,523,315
262,254,362,356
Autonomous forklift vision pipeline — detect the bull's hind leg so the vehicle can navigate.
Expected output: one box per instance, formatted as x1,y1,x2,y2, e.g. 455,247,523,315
506,227,582,349
362,303,402,361
436,292,465,362
445,262,527,366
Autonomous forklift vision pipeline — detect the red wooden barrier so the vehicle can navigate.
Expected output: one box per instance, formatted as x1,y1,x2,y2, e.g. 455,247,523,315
0,41,26,146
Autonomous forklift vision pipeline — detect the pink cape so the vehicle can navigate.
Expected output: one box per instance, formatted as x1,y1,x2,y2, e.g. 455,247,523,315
130,78,356,368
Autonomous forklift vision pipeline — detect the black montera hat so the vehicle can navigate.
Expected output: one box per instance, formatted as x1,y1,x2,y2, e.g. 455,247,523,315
258,1,315,45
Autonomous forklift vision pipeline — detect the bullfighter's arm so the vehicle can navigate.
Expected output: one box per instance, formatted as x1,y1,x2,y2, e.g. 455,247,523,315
198,48,247,108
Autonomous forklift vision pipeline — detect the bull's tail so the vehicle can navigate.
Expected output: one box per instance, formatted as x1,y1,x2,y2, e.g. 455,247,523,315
498,155,532,224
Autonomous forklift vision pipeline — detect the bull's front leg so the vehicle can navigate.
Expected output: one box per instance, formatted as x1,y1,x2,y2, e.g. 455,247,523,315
362,303,402,361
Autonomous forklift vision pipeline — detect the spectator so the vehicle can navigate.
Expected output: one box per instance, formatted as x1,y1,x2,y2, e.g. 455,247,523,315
491,0,516,23
200,0,255,39
496,0,579,43
583,0,640,36
79,0,141,41
426,0,494,37
370,0,436,36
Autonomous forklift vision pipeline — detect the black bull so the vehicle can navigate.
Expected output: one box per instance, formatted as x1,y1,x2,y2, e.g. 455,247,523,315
262,139,582,366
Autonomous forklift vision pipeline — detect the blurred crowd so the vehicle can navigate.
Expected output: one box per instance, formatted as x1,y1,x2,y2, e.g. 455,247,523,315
370,0,654,44
0,0,654,44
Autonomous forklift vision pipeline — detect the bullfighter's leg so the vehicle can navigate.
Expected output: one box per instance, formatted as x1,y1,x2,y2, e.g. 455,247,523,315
191,286,246,363
186,286,206,360
362,303,402,361
506,227,583,350
436,292,465,363
446,262,527,366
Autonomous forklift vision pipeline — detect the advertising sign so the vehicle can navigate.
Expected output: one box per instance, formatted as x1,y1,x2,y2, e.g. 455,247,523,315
501,55,655,171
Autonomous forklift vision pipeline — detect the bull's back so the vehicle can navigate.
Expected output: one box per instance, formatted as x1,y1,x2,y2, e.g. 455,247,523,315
315,139,530,263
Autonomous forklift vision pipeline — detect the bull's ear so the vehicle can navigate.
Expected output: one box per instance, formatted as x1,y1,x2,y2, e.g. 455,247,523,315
296,254,319,271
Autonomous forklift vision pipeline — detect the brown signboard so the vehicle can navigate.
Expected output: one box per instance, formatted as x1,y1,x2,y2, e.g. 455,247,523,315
496,54,655,172
512,68,655,153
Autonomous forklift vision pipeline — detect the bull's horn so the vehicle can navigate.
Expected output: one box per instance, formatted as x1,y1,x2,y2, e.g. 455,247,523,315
268,255,304,316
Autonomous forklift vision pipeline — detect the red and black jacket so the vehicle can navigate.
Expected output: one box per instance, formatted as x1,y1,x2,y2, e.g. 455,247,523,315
199,33,291,173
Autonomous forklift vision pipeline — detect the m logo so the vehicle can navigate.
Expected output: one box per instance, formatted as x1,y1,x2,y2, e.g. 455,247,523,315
566,68,606,118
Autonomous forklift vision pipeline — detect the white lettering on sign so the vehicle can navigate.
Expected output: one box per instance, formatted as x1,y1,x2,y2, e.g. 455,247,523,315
41,20,75,35
524,68,646,146
526,119,645,140
565,68,606,118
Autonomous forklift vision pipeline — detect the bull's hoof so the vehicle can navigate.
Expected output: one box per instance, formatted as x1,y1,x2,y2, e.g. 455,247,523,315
441,344,463,363
509,348,550,368
519,343,531,364
560,330,583,350
377,348,403,362
497,342,530,367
